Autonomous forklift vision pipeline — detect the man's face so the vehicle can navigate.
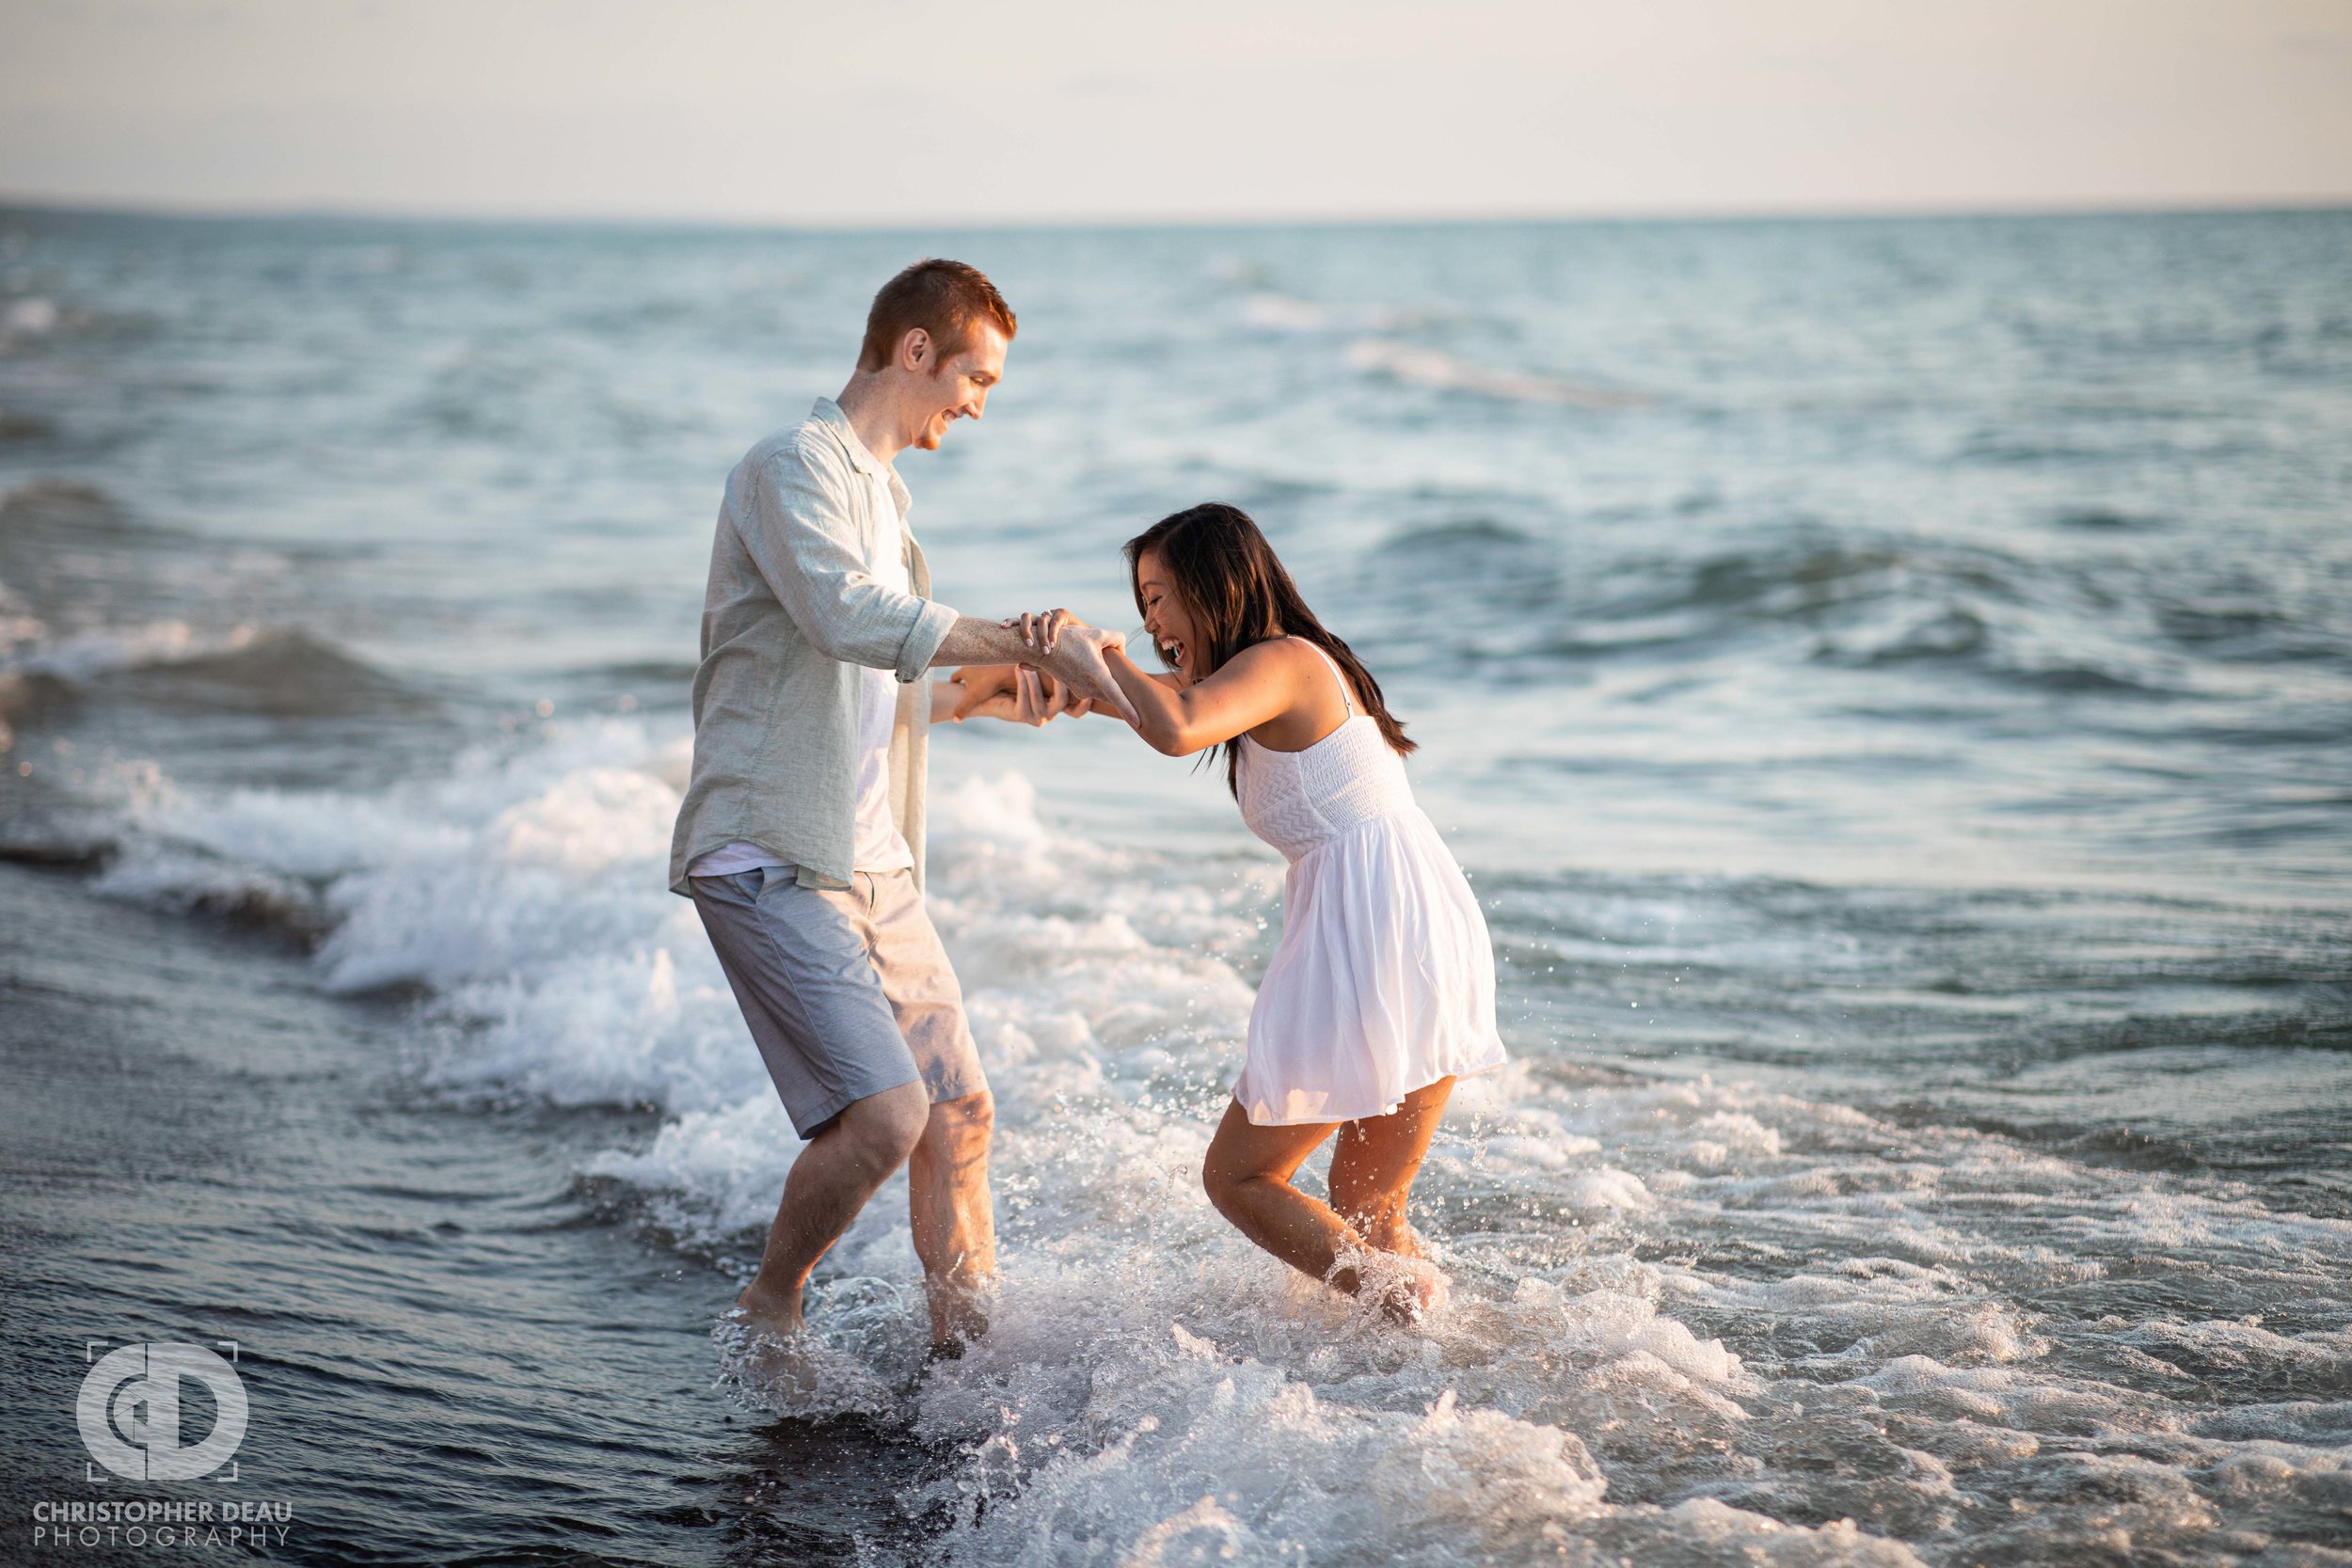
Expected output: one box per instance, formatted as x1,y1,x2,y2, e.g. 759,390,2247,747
905,323,1009,451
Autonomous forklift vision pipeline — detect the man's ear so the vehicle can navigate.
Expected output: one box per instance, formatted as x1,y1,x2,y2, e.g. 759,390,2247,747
898,327,931,373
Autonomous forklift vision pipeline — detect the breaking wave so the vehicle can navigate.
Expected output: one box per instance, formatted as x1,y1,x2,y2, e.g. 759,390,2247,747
68,719,2352,1564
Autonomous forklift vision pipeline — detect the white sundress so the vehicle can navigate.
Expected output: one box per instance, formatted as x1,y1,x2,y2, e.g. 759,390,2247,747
1232,640,1508,1125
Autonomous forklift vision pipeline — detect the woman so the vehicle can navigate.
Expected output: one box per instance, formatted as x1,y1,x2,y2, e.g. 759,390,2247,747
1009,502,1507,1321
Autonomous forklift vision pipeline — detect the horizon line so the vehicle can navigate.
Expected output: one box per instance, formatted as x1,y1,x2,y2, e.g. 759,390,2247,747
5,190,2350,237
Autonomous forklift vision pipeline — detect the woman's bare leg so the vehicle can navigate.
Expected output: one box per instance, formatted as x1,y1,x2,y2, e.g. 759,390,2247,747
1327,1077,1454,1259
1202,1091,1453,1322
1200,1101,1357,1286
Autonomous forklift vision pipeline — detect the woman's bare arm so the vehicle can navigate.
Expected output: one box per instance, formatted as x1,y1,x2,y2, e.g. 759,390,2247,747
1065,665,1180,722
1000,608,1309,753
1104,641,1305,756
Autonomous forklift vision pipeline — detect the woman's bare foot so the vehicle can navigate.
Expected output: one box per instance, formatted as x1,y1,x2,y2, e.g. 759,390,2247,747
1326,1246,1450,1324
1358,1216,1427,1260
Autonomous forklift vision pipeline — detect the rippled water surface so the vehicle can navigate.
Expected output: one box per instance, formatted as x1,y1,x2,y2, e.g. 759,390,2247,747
1,207,2348,1565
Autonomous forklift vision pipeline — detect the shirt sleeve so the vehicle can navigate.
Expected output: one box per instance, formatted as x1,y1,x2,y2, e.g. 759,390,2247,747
733,435,959,682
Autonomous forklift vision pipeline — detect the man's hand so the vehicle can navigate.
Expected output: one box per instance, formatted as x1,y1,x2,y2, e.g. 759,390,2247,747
1004,611,1139,725
947,662,1019,721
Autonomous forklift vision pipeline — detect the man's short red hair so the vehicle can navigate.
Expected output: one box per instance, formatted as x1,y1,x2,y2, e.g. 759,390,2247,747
857,259,1018,373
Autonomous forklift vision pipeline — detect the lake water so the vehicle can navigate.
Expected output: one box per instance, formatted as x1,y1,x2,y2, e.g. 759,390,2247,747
2,206,2348,1565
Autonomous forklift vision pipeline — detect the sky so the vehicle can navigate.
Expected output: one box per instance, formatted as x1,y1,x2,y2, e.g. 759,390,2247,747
3,0,2349,227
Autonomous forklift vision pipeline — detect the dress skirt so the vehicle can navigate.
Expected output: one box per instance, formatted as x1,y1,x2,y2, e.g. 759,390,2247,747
1232,806,1509,1126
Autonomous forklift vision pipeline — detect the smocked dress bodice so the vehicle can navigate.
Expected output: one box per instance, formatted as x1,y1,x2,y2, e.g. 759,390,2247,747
1238,714,1419,862
1224,639,1507,1126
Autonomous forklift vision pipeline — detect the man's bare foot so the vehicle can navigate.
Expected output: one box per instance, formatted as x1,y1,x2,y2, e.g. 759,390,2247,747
926,1276,991,1356
713,1305,896,1416
732,1277,804,1341
711,1299,817,1402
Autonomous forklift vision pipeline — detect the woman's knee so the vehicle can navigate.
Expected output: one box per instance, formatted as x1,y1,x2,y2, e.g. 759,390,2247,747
1201,1149,1257,1216
1331,1173,1406,1233
1203,1104,1327,1217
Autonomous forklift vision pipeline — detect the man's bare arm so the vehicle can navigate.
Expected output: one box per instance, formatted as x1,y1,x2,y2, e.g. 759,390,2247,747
930,616,1137,723
932,617,1043,670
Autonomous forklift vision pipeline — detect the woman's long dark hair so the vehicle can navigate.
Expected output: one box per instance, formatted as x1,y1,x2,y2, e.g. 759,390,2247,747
1124,502,1414,797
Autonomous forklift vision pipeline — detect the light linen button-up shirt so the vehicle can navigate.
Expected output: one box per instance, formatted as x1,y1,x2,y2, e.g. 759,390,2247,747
667,398,959,897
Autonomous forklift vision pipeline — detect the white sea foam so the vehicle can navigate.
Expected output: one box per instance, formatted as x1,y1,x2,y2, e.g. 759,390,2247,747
80,721,2352,1564
3,295,58,340
1346,338,1645,407
7,618,260,681
1240,293,1409,335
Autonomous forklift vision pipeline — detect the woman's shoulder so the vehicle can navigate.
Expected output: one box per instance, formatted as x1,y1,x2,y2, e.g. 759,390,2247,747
1268,634,1359,705
1243,633,1330,666
1218,635,1329,692
1232,635,1361,747
1217,636,1307,676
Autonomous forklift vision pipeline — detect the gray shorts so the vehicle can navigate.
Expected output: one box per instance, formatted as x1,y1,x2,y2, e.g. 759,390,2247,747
689,865,986,1139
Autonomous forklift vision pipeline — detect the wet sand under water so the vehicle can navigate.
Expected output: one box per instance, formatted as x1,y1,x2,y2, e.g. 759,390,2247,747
0,861,940,1565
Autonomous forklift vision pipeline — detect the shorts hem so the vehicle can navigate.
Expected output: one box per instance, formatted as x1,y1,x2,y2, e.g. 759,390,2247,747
787,1069,923,1141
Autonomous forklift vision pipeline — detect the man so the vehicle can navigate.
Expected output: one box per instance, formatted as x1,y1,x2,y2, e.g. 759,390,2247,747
667,259,1131,1354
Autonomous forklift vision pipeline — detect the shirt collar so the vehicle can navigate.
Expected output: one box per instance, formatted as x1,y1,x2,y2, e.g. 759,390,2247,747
810,396,914,522
810,396,887,478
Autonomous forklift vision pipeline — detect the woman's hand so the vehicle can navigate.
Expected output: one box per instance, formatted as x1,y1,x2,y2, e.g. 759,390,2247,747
995,610,1138,724
1003,609,1123,660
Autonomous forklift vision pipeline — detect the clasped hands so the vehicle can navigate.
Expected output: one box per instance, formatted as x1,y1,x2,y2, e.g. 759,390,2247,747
946,609,1131,726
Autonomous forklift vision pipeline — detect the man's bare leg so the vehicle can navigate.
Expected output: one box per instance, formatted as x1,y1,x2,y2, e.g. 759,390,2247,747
908,1088,996,1350
734,1079,930,1338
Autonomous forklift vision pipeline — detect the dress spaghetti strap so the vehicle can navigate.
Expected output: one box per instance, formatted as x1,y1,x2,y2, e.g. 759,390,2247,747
1295,638,1355,715
1232,638,1507,1127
